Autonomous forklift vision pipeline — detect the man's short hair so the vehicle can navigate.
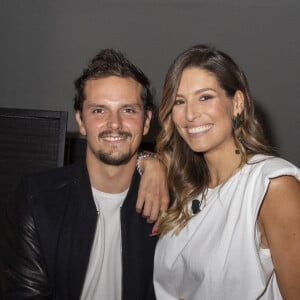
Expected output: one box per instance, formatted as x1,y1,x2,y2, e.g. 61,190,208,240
73,48,155,113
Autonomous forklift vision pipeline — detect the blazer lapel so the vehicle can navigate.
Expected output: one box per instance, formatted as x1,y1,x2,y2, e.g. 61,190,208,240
55,163,98,299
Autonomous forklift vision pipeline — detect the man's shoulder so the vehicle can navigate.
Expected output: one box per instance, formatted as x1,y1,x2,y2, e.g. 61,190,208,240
25,162,88,193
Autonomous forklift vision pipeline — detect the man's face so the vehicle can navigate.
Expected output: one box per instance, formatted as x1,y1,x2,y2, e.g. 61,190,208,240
76,76,152,165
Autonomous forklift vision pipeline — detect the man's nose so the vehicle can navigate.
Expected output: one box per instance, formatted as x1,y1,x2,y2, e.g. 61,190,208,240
107,111,122,129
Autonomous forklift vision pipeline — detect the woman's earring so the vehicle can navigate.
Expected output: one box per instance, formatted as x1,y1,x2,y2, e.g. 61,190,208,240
232,113,243,130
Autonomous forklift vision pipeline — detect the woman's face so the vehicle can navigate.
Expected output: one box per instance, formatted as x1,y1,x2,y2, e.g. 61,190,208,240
171,67,242,156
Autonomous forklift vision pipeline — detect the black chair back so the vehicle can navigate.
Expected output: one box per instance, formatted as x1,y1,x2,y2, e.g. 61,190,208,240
0,108,68,204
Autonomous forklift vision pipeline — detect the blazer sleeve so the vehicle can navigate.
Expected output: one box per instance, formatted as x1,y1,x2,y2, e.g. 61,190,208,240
0,177,52,299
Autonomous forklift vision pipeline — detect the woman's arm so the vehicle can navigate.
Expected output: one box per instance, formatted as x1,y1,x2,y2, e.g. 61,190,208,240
258,175,300,299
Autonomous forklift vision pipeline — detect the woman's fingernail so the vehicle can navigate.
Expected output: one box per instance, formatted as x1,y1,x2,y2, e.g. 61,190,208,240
151,229,158,236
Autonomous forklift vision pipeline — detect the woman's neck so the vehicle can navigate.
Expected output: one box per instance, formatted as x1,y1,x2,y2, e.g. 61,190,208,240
204,147,244,189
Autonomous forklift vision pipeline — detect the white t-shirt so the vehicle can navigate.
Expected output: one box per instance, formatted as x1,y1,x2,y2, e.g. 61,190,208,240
154,155,300,300
80,187,128,300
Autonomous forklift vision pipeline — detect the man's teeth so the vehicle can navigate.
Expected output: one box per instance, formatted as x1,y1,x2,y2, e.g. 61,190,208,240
187,124,212,134
103,136,125,141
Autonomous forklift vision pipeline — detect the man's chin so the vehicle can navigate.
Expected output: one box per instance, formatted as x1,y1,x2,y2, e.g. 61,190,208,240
96,152,132,166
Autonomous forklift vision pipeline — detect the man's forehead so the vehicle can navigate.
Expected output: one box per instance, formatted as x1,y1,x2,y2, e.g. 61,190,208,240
85,76,142,90
84,76,143,101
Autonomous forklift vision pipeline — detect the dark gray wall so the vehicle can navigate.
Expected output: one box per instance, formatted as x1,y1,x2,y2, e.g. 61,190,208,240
1,0,299,166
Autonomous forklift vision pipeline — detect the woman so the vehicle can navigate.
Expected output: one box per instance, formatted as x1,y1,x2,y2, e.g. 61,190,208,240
153,45,300,299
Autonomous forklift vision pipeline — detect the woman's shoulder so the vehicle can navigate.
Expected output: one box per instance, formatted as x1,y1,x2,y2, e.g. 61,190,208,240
247,154,300,181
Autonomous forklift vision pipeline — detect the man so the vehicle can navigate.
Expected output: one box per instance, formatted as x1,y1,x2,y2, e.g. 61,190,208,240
1,49,167,299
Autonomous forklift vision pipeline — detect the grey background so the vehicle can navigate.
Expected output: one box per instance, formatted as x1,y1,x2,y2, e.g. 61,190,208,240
0,0,299,166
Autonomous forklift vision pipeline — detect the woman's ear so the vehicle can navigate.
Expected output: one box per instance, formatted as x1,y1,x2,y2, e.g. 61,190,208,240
233,90,245,115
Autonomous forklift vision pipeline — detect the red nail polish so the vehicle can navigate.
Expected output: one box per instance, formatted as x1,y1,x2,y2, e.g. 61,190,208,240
151,229,158,235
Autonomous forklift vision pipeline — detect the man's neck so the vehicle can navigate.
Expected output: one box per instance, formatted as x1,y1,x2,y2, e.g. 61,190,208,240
86,153,137,194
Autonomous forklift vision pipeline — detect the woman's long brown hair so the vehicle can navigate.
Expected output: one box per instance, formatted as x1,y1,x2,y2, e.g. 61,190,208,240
156,44,274,236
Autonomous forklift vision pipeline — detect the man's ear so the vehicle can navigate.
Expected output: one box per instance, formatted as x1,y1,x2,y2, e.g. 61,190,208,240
143,110,152,136
75,110,87,136
233,90,245,115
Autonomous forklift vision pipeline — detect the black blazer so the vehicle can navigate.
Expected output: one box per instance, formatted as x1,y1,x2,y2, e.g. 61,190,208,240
1,162,157,299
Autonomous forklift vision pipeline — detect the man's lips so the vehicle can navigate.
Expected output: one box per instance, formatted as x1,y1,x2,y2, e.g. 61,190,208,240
98,131,132,141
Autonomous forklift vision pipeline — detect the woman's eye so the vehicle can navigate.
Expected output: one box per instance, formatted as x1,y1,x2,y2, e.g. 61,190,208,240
174,99,184,105
200,95,213,101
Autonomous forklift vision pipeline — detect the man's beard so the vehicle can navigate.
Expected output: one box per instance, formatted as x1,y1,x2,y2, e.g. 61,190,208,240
95,130,133,166
96,148,132,166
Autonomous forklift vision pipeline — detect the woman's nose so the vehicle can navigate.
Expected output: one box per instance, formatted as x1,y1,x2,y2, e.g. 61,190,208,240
185,102,201,122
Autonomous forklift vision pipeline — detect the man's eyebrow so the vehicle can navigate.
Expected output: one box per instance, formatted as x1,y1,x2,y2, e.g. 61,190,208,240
121,103,143,108
86,103,143,109
86,103,104,108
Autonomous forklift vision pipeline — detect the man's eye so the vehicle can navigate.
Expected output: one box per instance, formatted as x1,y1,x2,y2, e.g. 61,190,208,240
93,108,104,114
123,108,136,113
174,99,184,105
